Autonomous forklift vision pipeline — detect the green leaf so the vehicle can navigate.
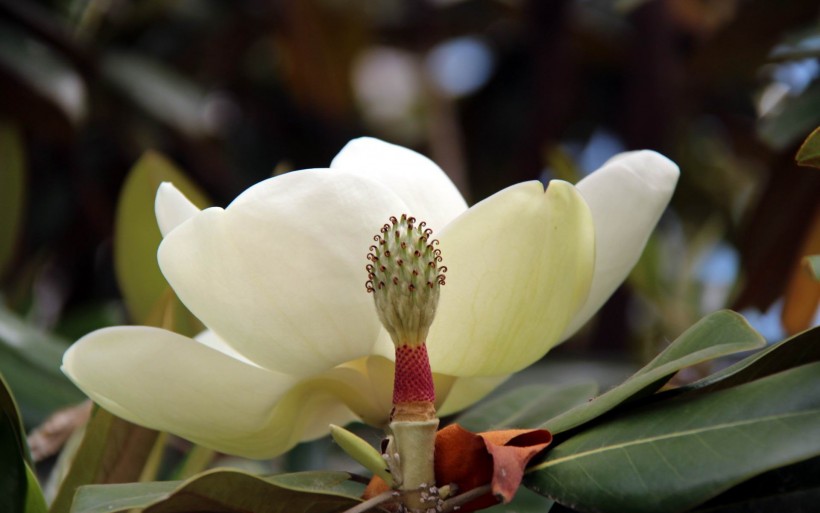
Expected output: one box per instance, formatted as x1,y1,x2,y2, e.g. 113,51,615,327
0,304,85,426
675,325,820,395
525,362,820,513
114,151,208,329
758,84,820,150
329,424,392,486
24,464,47,513
1,372,28,513
796,126,820,168
49,408,160,513
1,412,26,513
71,470,363,513
0,120,25,278
456,382,598,433
543,311,764,434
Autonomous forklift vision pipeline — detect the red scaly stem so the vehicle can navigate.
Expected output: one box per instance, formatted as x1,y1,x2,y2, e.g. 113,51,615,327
393,343,435,405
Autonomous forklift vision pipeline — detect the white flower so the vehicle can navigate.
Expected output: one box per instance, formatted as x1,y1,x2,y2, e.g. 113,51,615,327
62,138,678,458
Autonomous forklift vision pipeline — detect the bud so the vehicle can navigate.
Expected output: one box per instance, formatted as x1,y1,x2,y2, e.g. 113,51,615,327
366,214,446,348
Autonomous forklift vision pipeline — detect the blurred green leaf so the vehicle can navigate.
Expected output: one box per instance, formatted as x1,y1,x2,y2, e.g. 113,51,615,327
103,52,213,139
526,362,820,513
71,470,363,513
807,255,820,280
50,408,160,513
543,311,764,435
0,304,85,426
114,151,208,330
484,486,553,513
796,126,820,168
456,382,598,433
0,120,25,279
758,84,820,150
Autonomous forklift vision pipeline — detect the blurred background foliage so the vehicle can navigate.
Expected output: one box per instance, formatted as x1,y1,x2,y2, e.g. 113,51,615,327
0,0,819,476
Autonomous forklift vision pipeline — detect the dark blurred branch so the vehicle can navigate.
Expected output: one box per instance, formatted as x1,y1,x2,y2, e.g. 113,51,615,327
0,0,96,78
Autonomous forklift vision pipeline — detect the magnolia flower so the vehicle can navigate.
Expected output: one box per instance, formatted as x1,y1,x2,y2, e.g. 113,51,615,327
62,138,678,459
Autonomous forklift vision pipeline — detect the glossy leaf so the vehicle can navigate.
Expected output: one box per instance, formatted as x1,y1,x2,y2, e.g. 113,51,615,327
0,305,85,426
796,126,820,168
114,151,208,328
0,120,25,278
456,382,598,433
71,470,362,513
526,362,820,513
673,325,820,394
543,311,764,434
49,408,160,513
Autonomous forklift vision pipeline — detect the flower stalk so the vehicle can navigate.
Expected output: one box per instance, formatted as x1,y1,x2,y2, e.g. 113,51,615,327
367,214,446,511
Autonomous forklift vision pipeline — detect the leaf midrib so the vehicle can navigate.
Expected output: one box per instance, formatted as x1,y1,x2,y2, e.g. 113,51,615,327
530,409,820,471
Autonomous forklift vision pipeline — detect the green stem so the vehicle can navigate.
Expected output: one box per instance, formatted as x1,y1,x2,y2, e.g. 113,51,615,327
389,418,439,512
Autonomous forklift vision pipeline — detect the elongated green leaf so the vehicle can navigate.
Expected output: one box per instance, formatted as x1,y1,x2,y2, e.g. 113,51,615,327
0,304,85,426
114,151,208,329
457,382,598,433
1,372,28,513
71,470,362,513
543,311,764,434
1,412,26,513
677,325,820,394
0,120,25,278
24,464,47,513
796,126,820,168
49,408,160,513
526,362,820,513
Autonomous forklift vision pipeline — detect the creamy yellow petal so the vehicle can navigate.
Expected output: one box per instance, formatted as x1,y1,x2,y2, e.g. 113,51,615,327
331,137,468,231
561,150,679,338
155,182,201,237
427,180,595,376
436,374,510,417
62,327,305,458
158,169,410,376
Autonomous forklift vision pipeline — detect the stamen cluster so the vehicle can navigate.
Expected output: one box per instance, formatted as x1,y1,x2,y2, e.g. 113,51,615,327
366,214,446,347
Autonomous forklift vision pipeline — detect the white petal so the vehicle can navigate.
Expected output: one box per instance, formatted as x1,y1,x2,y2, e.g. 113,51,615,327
331,137,468,231
427,180,596,376
62,326,303,458
155,182,201,237
194,330,259,367
561,150,679,338
158,169,410,376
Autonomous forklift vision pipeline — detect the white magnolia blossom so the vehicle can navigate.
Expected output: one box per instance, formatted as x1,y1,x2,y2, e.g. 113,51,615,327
62,138,678,459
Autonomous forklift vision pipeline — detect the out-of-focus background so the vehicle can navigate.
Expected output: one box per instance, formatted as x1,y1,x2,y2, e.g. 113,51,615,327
0,0,819,457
